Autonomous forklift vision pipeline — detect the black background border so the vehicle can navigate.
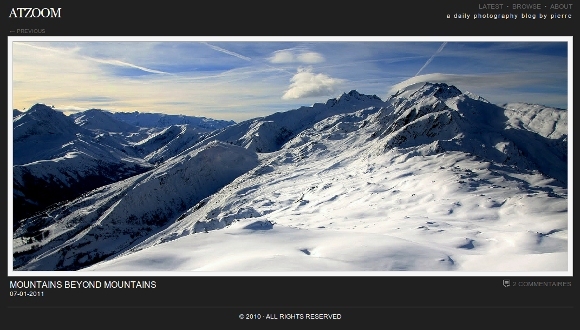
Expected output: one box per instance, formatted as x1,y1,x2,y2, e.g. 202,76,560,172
3,0,574,325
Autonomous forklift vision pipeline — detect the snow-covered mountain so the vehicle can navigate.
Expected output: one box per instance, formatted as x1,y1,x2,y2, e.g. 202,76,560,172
12,83,569,272
108,111,235,131
373,83,567,186
196,90,385,153
13,141,259,270
12,104,152,222
12,105,233,223
71,109,140,133
132,124,205,164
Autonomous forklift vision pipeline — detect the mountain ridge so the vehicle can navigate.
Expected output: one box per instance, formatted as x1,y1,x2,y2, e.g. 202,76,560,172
12,82,569,271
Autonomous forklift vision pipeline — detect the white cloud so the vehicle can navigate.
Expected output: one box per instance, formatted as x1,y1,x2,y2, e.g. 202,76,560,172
269,50,325,64
296,52,325,63
269,50,295,63
282,67,344,100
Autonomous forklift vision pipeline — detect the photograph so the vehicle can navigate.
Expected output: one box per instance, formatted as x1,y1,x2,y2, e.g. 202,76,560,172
9,38,570,273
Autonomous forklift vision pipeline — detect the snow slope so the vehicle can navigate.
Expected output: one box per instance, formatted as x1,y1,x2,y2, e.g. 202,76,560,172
86,149,567,272
14,141,259,270
132,125,204,163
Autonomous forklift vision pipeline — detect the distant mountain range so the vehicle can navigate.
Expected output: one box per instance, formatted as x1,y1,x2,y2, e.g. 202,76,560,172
12,106,234,222
12,82,568,271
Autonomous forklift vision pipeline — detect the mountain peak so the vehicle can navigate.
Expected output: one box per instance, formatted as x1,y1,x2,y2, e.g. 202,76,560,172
341,89,381,101
27,103,58,114
346,89,361,97
29,103,52,109
326,90,383,107
19,103,71,124
410,82,462,100
13,103,83,151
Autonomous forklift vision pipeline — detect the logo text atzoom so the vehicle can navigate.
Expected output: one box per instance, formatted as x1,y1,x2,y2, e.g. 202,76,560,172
9,8,61,18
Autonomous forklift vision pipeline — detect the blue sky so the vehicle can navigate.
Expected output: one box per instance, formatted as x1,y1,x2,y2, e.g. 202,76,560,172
11,38,569,122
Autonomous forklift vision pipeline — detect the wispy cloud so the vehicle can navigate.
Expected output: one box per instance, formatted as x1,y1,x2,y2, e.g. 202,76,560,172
391,72,566,94
16,42,170,74
201,42,251,61
11,41,568,120
415,42,447,76
91,58,169,74
389,72,567,108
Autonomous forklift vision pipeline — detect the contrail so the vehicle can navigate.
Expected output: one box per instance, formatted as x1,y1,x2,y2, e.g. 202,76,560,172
92,59,169,74
414,42,447,77
201,42,251,61
16,42,170,74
